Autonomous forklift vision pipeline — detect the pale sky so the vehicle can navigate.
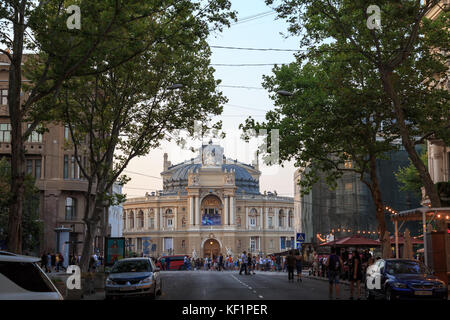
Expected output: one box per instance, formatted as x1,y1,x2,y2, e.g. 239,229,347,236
122,0,300,198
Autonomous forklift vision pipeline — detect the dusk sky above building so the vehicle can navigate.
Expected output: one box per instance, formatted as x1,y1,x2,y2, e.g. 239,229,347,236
122,0,302,198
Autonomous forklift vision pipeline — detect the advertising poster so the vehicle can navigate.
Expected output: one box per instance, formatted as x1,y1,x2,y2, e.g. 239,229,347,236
105,237,125,266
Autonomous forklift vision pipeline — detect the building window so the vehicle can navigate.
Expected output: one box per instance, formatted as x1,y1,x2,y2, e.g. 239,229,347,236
0,123,11,142
150,217,155,229
27,124,42,142
269,239,274,249
268,217,273,228
250,237,256,252
344,160,352,169
70,156,75,179
64,125,70,141
167,218,173,228
279,214,283,227
181,240,185,249
137,211,144,229
1,89,7,105
63,155,69,179
26,159,33,175
250,217,256,227
65,197,76,220
129,212,134,229
35,159,41,179
345,182,353,192
164,237,173,252
280,237,286,250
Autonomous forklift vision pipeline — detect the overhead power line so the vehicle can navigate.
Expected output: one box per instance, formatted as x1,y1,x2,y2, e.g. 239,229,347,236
212,63,285,67
122,170,162,180
218,85,264,90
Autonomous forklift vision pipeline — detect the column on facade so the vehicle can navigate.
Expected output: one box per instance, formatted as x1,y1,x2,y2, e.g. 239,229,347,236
155,208,159,230
245,207,249,229
224,196,229,225
259,207,263,230
230,196,235,225
144,209,148,230
195,196,200,226
265,207,269,229
275,208,279,229
189,196,194,226
160,208,164,230
124,210,128,231
285,210,288,230
133,211,137,231
174,207,177,229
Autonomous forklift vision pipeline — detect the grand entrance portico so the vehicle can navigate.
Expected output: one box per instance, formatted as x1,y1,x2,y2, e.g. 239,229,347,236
202,238,221,258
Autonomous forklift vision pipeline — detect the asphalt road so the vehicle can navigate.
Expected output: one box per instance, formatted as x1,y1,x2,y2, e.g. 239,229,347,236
157,270,359,300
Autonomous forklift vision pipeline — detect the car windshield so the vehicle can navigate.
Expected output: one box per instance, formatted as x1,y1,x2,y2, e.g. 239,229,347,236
385,261,429,275
111,260,152,273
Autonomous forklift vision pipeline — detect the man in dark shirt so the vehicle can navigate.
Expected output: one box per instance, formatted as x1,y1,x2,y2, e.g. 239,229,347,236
286,250,296,282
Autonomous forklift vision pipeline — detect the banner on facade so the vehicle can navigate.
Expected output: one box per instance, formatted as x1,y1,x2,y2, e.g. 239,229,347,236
104,237,125,266
143,237,151,255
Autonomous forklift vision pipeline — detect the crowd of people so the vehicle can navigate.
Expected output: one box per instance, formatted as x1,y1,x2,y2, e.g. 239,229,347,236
39,251,104,273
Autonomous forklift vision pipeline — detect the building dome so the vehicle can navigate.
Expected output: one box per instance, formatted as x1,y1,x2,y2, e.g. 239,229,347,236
162,161,260,195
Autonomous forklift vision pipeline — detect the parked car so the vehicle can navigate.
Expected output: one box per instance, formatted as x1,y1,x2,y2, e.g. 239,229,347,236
0,251,63,300
365,258,448,300
156,255,187,270
105,257,162,300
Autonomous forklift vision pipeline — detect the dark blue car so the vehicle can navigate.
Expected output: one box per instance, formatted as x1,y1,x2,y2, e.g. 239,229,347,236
365,259,448,300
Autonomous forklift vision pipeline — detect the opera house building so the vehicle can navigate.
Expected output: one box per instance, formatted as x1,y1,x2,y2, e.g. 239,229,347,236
123,142,295,258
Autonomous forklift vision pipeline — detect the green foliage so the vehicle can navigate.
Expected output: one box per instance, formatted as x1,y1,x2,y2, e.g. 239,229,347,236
240,42,398,196
395,148,428,196
262,0,449,207
0,158,42,253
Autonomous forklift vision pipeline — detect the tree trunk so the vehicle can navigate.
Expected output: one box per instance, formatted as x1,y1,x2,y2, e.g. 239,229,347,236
367,155,388,258
7,4,26,254
380,70,441,208
79,194,105,273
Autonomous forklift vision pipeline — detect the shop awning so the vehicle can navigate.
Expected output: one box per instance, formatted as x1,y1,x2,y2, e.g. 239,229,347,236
320,234,381,247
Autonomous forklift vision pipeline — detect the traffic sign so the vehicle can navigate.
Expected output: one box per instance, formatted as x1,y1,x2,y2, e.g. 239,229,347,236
296,233,305,243
296,242,302,249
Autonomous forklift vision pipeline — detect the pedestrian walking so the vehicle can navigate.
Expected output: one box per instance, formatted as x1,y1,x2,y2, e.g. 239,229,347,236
47,253,52,273
41,252,49,273
239,251,247,275
349,249,363,300
51,253,56,272
286,250,296,282
326,247,343,299
295,250,303,282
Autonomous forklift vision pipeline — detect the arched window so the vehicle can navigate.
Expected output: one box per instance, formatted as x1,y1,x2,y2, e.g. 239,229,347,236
65,197,76,220
279,209,284,227
137,210,144,229
129,211,134,229
249,208,258,227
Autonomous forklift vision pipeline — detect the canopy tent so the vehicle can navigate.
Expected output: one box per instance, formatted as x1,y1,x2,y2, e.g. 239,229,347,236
389,235,424,245
320,234,381,247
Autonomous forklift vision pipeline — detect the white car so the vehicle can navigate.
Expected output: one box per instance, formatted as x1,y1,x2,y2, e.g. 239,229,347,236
0,251,63,300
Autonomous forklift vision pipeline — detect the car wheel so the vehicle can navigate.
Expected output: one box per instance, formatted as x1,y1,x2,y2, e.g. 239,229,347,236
365,286,375,300
157,280,163,296
385,287,393,301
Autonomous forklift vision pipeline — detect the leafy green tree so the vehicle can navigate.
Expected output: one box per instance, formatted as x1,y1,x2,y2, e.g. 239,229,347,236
265,0,450,229
0,157,42,254
395,148,428,197
0,0,235,253
241,42,401,255
54,6,230,271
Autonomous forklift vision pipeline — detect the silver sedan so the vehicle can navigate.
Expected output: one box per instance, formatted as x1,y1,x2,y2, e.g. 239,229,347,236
105,257,162,300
